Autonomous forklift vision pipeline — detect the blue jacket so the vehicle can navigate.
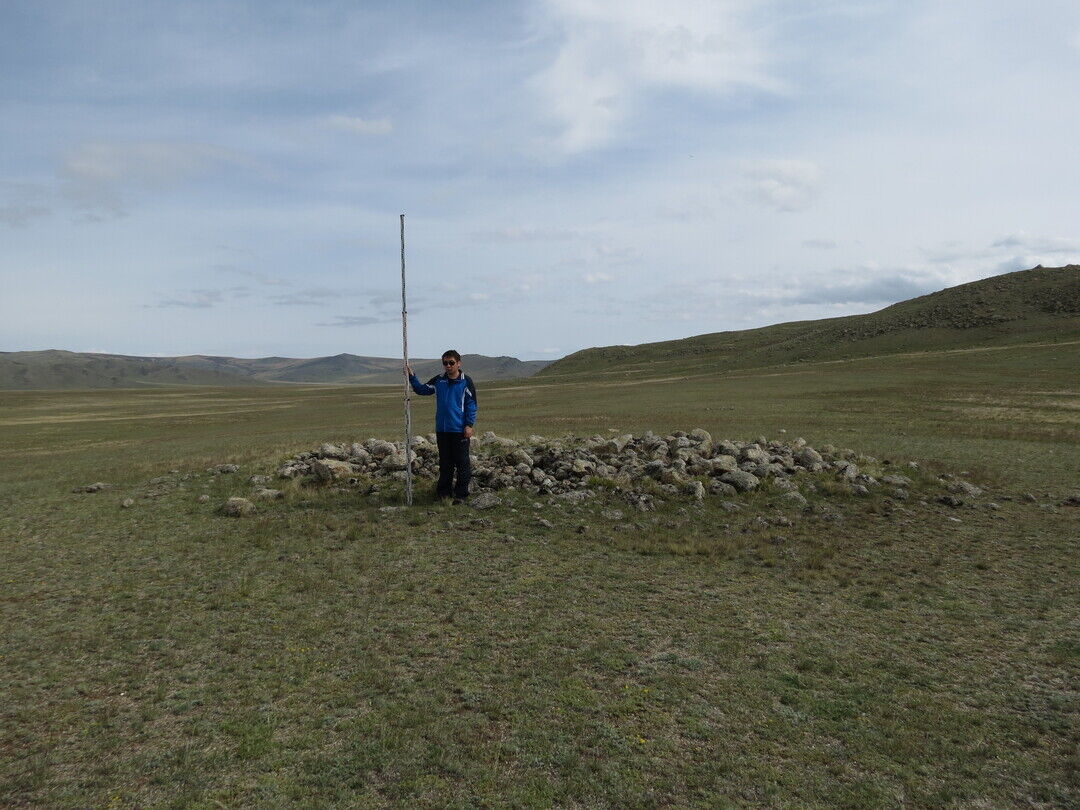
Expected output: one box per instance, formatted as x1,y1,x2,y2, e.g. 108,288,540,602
409,372,478,433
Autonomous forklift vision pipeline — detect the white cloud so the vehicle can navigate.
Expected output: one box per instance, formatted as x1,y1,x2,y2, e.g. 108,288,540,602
61,141,239,187
474,226,579,243
317,315,387,327
991,232,1080,254
216,266,291,287
593,243,639,263
0,200,50,227
584,271,614,283
468,292,491,301
324,115,394,135
58,141,245,219
156,288,228,309
767,271,944,306
534,0,781,152
741,159,822,212
920,233,1080,269
0,182,51,227
269,288,345,306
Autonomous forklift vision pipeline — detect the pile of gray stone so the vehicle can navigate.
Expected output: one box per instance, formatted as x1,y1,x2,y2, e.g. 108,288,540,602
275,429,919,505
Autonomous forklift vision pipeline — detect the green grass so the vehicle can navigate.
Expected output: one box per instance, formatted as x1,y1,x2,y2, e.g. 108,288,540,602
1,339,1078,807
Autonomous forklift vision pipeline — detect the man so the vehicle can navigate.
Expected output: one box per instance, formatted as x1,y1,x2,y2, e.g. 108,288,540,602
406,350,478,503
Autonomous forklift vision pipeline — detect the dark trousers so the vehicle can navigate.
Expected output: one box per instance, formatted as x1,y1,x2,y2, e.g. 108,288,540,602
436,432,471,499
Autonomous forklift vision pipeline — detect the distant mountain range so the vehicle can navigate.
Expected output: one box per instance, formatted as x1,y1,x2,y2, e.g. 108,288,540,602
0,351,551,390
5,265,1077,390
541,265,1080,377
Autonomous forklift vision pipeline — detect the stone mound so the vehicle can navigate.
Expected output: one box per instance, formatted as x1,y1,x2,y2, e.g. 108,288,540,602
274,429,921,502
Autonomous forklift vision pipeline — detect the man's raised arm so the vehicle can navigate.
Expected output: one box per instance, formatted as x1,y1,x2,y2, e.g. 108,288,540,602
405,364,436,396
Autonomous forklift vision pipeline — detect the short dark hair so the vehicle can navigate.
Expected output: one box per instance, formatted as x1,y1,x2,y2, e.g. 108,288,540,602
441,349,461,362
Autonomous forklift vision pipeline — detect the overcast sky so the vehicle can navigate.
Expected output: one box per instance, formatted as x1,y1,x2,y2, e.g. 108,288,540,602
2,0,1079,360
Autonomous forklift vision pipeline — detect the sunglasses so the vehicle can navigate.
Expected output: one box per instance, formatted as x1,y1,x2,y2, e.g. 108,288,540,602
442,360,457,366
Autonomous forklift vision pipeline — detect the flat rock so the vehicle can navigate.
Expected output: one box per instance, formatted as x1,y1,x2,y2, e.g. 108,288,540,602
556,490,594,502
73,482,111,493
221,497,255,517
471,492,502,510
882,474,913,487
949,480,983,497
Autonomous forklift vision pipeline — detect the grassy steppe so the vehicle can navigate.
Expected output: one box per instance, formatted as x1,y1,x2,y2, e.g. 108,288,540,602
1,340,1077,808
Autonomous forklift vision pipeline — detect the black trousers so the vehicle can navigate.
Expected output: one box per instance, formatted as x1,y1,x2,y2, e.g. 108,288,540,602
435,431,471,499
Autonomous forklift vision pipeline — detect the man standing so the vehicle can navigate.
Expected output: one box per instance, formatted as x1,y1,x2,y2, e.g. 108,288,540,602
406,350,478,503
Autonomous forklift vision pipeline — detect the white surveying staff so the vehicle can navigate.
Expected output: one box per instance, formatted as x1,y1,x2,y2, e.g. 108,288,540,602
400,213,413,506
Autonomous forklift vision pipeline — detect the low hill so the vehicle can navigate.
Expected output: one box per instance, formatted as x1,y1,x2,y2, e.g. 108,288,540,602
541,265,1080,378
0,350,257,390
0,350,550,390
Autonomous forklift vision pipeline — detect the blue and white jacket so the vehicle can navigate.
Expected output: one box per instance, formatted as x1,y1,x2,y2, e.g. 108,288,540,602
409,372,478,433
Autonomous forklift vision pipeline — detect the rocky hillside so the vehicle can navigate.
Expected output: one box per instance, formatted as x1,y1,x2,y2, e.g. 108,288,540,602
543,265,1080,376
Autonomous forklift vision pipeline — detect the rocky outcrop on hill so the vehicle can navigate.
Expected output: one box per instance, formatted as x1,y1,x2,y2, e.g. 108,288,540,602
275,429,921,504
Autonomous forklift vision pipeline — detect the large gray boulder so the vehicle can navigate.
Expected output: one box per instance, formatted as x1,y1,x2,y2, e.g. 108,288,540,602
381,453,408,472
479,431,518,448
683,480,706,500
720,470,760,492
689,428,713,451
780,490,809,508
740,445,770,465
367,440,396,459
312,458,355,482
711,455,738,474
709,480,738,497
507,448,534,467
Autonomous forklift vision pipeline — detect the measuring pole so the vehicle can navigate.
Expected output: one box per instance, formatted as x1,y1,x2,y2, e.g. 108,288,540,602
400,213,413,506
